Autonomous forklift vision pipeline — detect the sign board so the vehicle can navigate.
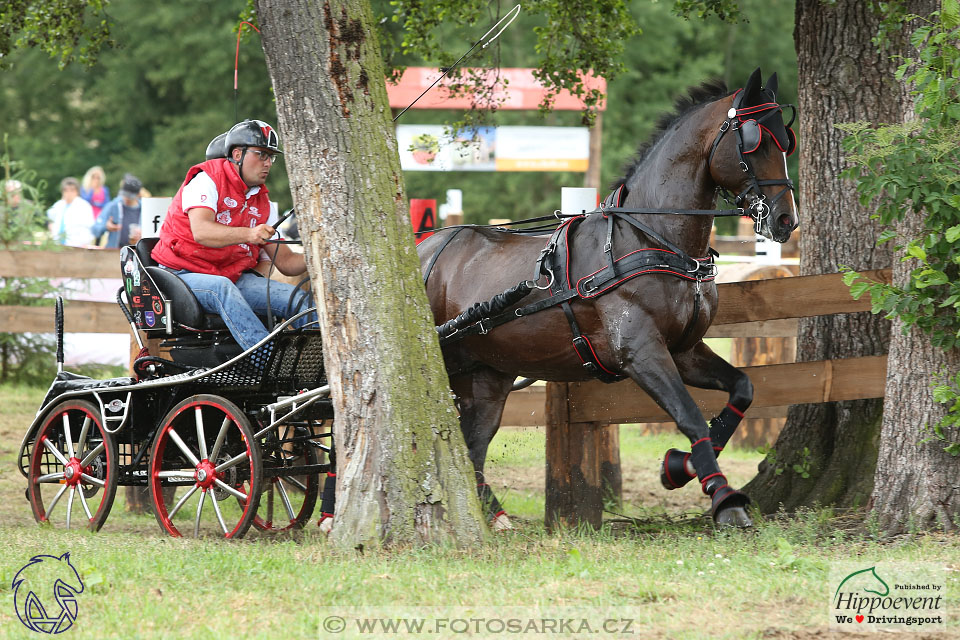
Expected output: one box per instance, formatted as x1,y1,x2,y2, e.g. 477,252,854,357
398,125,589,172
561,188,598,215
410,199,437,244
754,233,782,264
387,67,606,112
141,197,171,238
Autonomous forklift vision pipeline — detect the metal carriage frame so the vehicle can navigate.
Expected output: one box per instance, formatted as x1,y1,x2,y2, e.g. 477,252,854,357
18,260,336,539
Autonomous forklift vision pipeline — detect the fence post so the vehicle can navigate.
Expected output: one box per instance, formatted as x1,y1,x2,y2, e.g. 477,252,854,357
546,381,616,530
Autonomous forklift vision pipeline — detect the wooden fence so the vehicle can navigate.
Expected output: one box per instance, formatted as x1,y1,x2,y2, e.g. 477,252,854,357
0,248,127,333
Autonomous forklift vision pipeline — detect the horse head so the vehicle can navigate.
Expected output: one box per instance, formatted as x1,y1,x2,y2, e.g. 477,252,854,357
707,67,800,243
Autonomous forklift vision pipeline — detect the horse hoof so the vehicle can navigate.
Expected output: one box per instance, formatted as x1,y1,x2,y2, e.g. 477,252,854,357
318,516,333,535
710,486,753,528
492,512,513,531
714,505,753,528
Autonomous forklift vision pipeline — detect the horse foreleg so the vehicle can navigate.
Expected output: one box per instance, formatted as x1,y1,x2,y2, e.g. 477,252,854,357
623,343,752,527
659,341,754,492
449,368,516,529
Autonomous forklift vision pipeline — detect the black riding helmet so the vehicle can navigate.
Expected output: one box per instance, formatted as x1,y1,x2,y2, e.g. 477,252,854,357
223,119,282,174
205,132,228,160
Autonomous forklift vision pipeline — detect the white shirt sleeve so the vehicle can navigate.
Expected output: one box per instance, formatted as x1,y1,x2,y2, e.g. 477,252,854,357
181,172,218,212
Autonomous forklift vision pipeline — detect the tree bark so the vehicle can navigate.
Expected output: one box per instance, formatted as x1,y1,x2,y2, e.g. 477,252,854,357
871,21,960,531
871,246,960,532
744,0,921,512
256,0,485,547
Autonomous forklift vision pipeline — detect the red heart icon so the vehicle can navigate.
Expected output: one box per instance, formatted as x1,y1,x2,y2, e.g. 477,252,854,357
856,615,864,623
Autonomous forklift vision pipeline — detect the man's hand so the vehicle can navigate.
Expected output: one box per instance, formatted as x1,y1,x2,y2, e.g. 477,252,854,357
246,223,276,246
106,219,121,232
187,208,278,248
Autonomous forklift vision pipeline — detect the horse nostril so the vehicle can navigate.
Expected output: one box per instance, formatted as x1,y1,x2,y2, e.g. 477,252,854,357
778,214,794,229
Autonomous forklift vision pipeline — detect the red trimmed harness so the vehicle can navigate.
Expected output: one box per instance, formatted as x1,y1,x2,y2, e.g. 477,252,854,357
434,186,717,383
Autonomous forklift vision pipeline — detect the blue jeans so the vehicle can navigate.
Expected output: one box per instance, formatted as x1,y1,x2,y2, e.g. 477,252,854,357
174,270,314,351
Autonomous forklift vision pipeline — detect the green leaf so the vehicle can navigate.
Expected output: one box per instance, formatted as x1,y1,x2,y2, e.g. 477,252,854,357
877,229,898,245
906,245,927,261
849,281,872,300
946,224,960,243
943,0,960,29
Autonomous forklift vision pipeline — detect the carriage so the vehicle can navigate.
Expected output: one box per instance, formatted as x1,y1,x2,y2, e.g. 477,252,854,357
17,238,336,538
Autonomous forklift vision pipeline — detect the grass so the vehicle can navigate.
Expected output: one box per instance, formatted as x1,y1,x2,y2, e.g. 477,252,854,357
1,382,958,640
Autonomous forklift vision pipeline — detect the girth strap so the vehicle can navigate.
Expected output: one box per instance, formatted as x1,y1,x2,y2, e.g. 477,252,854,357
561,300,625,383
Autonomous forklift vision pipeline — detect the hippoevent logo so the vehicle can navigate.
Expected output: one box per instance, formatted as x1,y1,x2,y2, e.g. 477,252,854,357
830,563,945,632
12,553,85,634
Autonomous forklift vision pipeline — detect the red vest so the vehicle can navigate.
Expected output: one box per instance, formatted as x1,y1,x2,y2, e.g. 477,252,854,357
151,159,270,282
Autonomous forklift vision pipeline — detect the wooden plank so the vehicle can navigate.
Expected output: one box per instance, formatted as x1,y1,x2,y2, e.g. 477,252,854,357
704,318,797,338
0,301,129,333
501,385,546,426
714,269,891,325
0,249,120,279
567,355,888,424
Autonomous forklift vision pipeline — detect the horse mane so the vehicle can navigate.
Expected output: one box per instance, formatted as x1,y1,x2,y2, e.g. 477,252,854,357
611,79,732,191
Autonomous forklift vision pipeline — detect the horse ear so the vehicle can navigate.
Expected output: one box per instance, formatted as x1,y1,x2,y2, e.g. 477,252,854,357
765,72,779,101
743,68,762,96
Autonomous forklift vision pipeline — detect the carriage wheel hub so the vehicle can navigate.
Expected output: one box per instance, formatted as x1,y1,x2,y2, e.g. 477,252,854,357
195,460,218,489
63,458,83,486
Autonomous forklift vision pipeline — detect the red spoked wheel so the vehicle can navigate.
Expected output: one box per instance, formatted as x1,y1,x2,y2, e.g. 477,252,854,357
28,399,118,531
148,395,261,539
252,424,320,532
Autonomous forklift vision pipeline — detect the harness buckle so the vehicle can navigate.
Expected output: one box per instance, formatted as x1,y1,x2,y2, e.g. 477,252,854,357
530,267,554,291
477,318,491,335
739,160,749,173
719,120,730,133
603,241,612,254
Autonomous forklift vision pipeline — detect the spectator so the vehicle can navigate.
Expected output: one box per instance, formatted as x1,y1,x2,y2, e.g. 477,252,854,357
47,177,95,246
92,174,144,248
4,179,23,208
81,166,110,218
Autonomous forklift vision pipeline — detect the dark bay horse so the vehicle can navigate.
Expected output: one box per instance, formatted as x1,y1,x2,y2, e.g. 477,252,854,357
418,69,799,528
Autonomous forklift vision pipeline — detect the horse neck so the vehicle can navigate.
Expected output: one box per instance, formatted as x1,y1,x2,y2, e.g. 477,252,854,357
623,109,718,257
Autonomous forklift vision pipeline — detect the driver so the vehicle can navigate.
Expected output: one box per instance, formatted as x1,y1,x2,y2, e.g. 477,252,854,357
151,119,312,351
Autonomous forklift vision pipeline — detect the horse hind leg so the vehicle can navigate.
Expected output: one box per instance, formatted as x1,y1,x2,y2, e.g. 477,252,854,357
449,368,516,530
660,342,753,493
622,343,752,527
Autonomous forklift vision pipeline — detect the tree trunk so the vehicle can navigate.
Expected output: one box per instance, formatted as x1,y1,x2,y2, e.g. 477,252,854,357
871,207,960,532
744,0,920,512
256,0,485,547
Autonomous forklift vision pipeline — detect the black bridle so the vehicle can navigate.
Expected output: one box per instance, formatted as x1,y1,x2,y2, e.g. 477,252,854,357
707,90,797,232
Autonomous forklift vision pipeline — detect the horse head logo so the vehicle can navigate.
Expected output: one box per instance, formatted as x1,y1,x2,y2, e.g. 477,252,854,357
835,566,890,601
12,552,85,634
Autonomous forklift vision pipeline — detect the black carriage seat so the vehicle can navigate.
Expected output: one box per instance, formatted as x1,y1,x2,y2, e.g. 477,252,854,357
127,237,229,333
121,238,244,368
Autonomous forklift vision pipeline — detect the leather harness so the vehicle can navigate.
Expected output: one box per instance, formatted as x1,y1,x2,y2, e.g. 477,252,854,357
431,186,717,383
